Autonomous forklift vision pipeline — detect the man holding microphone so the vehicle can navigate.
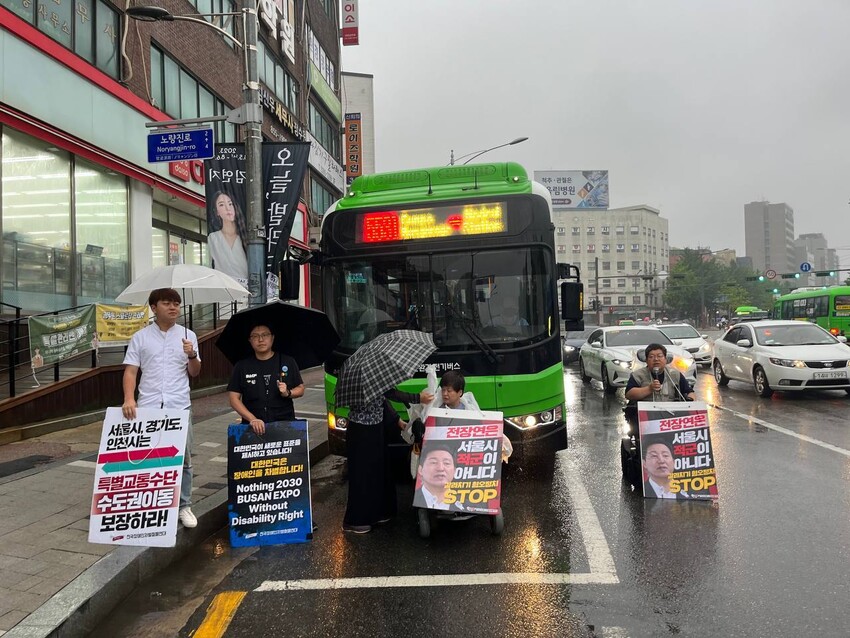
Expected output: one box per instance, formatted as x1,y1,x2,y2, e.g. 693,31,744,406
625,343,695,403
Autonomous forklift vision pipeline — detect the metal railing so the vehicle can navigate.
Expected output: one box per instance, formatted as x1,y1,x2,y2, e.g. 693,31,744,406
0,301,238,400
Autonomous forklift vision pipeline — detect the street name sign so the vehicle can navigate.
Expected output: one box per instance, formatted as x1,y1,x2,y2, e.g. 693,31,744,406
147,128,215,163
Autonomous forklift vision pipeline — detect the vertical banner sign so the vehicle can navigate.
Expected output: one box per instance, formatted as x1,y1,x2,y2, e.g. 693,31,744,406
413,408,503,514
88,407,189,547
94,304,149,344
227,420,313,546
28,305,96,368
345,113,362,185
261,142,310,276
341,0,359,46
637,401,718,500
204,143,249,286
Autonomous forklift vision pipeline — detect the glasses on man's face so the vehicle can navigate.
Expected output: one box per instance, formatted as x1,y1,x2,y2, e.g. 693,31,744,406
249,332,272,341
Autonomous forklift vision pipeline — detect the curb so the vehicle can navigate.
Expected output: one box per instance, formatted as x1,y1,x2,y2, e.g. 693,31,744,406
0,385,229,447
5,441,329,638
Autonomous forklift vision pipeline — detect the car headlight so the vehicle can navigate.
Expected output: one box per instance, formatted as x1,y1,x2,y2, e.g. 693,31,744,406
671,356,694,373
506,405,562,429
611,359,633,369
768,358,806,368
698,343,711,353
564,345,576,353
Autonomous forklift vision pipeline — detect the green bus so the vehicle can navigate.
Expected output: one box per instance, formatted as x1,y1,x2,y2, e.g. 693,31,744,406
773,286,850,336
318,162,583,463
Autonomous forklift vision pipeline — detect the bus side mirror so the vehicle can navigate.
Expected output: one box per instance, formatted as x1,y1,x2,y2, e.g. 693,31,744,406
280,261,301,300
561,281,584,331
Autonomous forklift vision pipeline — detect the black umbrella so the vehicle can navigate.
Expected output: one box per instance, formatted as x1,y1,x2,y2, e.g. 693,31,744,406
215,301,340,370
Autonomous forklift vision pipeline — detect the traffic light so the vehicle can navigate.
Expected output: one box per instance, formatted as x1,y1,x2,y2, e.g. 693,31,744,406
780,273,800,279
746,275,766,282
814,271,836,277
772,288,780,294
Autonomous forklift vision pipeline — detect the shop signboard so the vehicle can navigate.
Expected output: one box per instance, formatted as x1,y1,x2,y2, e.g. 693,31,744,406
94,304,150,345
28,305,96,368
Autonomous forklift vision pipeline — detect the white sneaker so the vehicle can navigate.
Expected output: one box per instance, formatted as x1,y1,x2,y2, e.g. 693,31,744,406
179,507,197,528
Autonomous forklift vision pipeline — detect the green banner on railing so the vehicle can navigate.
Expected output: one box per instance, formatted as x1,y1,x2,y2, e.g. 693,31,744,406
28,306,97,369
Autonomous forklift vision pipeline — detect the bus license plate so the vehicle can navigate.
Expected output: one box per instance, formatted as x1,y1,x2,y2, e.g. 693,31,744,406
812,371,848,380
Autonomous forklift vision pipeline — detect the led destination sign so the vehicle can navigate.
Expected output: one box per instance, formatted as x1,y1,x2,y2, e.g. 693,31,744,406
356,202,507,244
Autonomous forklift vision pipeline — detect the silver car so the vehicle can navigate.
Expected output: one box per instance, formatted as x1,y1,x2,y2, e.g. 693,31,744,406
657,323,712,366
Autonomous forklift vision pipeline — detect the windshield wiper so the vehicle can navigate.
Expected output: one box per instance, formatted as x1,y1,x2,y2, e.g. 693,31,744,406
442,303,500,365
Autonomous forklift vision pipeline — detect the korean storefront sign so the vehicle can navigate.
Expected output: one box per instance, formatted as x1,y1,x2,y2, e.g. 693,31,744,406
345,113,362,185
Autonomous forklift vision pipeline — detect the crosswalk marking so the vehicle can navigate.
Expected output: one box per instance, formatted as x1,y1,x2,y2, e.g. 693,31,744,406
256,571,618,592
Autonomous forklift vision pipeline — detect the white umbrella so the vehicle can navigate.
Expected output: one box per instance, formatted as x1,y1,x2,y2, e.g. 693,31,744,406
116,264,250,305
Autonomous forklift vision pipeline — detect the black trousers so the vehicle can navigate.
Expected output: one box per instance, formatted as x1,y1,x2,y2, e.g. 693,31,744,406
343,420,397,526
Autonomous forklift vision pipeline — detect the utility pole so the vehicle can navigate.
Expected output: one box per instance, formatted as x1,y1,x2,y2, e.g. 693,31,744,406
595,256,602,325
241,0,265,306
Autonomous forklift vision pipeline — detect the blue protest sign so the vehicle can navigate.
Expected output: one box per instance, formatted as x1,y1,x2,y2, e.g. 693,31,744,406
227,420,313,546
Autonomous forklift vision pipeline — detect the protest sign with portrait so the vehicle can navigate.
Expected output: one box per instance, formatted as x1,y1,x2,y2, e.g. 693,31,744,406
637,401,718,500
88,407,189,547
413,407,503,515
227,420,313,546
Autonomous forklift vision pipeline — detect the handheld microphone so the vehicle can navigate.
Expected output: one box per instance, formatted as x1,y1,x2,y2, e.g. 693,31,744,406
652,367,662,382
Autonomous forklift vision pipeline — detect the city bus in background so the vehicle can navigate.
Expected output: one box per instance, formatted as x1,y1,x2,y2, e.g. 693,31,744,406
729,305,770,326
772,286,850,336
318,162,584,463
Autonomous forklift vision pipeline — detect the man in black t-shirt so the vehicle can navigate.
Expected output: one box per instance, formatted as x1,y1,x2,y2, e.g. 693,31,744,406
227,324,305,435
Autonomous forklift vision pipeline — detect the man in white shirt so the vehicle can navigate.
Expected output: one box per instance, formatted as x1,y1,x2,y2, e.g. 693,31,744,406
122,288,202,528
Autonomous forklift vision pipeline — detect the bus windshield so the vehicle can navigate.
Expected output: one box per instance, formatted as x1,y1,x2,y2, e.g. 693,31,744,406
325,247,554,351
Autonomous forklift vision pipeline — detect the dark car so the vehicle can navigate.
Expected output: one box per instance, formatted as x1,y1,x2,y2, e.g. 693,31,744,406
563,327,598,365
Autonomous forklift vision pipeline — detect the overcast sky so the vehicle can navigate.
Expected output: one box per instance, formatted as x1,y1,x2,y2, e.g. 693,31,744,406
341,0,850,263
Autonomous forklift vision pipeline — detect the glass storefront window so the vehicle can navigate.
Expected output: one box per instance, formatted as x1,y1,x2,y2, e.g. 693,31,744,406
151,227,169,268
1,127,128,311
74,158,128,302
2,128,72,309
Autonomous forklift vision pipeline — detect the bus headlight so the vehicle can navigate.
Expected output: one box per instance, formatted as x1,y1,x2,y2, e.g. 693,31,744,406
329,414,348,430
506,405,562,430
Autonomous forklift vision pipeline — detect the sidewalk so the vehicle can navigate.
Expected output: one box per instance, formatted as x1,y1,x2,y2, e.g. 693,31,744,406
0,368,329,637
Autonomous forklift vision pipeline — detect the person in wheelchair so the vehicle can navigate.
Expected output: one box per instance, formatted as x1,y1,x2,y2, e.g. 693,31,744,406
625,343,695,404
621,343,694,488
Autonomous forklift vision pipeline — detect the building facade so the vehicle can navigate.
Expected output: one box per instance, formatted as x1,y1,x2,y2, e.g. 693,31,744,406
795,233,840,287
1,0,343,314
744,201,796,275
553,205,670,316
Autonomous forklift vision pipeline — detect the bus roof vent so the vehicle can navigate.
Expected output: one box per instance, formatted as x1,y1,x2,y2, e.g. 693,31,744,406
370,170,431,189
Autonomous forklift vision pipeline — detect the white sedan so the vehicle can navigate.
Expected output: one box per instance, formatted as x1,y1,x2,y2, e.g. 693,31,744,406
712,320,850,397
578,326,697,394
657,323,713,366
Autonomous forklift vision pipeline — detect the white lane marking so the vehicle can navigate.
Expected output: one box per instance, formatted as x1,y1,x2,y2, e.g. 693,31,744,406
68,460,97,468
255,571,619,592
560,457,618,577
199,442,221,448
601,628,629,638
210,456,228,463
711,404,850,458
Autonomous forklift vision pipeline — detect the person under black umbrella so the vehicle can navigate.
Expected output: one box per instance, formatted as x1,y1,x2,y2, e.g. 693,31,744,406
227,324,305,436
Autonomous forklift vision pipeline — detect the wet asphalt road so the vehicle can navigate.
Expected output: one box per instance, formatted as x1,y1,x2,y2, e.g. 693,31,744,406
96,365,850,638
